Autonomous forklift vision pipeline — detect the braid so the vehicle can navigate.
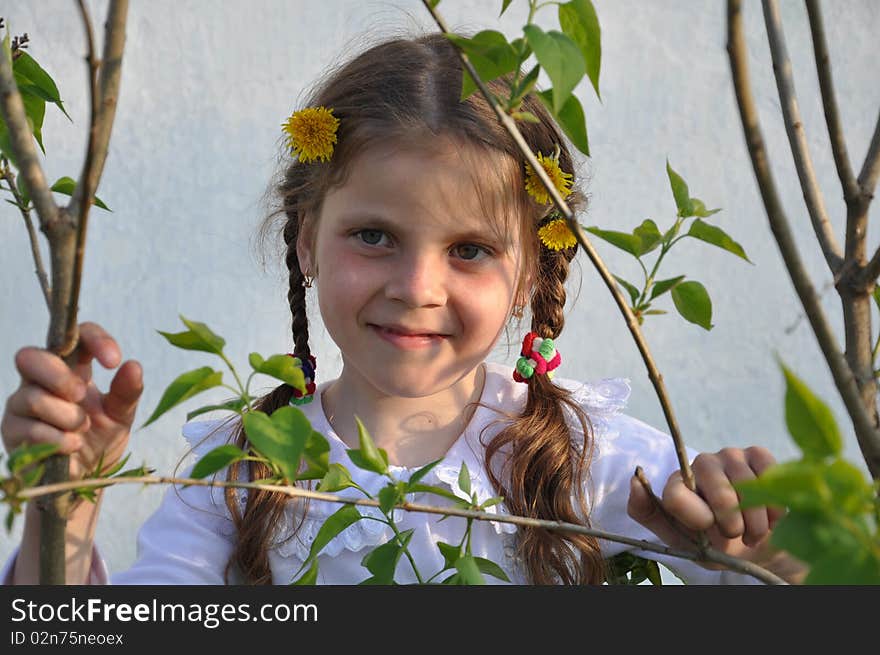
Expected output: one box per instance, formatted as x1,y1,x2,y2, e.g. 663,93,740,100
531,239,575,339
283,219,312,361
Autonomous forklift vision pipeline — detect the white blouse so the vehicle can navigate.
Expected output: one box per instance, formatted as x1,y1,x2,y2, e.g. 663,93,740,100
3,361,760,585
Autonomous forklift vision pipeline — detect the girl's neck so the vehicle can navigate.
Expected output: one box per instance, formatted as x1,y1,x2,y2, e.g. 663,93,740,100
320,363,487,468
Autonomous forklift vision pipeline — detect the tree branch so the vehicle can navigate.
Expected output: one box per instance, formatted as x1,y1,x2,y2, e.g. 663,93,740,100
420,0,698,495
763,0,843,273
728,0,880,477
858,109,880,201
0,36,60,230
13,474,789,585
805,0,858,204
0,164,51,308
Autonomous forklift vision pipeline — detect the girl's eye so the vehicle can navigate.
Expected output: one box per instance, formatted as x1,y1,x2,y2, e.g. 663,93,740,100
453,244,491,261
355,229,388,246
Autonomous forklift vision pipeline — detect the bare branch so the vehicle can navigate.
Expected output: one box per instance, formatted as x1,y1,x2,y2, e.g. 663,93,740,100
763,0,843,273
859,109,880,201
1,166,51,307
420,0,698,495
14,473,789,584
805,0,859,204
728,0,880,477
0,38,60,229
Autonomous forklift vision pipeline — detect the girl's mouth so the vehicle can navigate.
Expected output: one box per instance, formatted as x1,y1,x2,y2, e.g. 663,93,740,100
369,324,448,349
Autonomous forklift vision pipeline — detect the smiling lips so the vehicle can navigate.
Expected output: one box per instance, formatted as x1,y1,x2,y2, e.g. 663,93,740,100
369,323,449,349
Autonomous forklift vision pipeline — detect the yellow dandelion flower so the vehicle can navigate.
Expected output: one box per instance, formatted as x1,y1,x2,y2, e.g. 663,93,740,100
281,106,339,163
524,151,573,204
538,218,577,251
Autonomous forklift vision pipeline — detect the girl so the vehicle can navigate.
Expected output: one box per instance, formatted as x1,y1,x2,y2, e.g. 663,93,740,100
1,32,805,585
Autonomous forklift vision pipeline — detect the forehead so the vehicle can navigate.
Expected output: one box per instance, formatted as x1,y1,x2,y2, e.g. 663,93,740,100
321,137,520,239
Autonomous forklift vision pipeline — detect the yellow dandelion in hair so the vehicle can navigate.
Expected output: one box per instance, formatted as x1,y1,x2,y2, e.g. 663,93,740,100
281,106,339,163
524,151,573,204
538,218,577,251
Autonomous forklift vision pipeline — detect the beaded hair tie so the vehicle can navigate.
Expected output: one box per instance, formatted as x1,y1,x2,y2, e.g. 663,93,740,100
513,331,562,383
287,354,317,405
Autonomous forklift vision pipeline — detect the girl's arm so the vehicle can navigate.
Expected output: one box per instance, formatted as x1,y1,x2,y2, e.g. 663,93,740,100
9,492,105,585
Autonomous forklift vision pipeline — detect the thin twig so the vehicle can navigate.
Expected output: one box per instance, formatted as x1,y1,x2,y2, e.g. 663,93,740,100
0,167,51,308
12,474,788,584
419,1,698,495
858,112,880,283
763,0,843,273
805,0,858,204
727,0,880,477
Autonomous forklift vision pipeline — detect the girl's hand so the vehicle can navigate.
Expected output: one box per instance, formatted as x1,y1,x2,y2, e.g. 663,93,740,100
626,446,806,582
1,321,144,480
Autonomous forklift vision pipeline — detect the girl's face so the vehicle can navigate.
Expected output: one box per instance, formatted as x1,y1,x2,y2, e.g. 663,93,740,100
299,138,528,399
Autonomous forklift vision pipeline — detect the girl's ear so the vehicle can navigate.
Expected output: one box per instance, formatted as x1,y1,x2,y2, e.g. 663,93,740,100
296,214,316,277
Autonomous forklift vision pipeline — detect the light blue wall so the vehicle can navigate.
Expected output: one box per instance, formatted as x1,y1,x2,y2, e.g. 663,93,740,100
2,0,878,579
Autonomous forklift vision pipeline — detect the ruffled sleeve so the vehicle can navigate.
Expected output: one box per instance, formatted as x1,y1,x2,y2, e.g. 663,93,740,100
109,418,242,584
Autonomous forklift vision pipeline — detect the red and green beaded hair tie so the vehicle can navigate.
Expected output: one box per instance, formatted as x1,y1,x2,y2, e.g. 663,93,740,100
513,331,562,383
287,354,317,405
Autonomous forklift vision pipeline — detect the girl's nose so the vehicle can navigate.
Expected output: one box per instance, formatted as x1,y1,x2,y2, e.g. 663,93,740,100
384,251,447,308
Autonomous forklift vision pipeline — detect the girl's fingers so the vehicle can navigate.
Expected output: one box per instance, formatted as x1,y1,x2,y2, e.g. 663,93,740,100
627,473,689,549
717,449,769,546
71,322,122,384
8,384,90,433
98,360,144,427
745,446,786,529
15,348,86,403
691,451,746,540
660,469,715,532
2,414,83,453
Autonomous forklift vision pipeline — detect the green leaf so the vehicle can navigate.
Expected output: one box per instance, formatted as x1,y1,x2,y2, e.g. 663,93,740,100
0,118,18,168
670,280,713,330
361,530,414,584
650,275,685,301
500,0,514,16
687,219,750,262
633,219,662,256
190,445,247,479
480,495,504,509
406,458,443,489
186,397,251,421
347,417,388,475
440,572,462,584
248,352,306,393
779,361,843,459
613,275,640,306
584,226,642,257
19,463,45,489
140,367,223,428
823,459,874,516
20,90,45,154
522,25,584,114
806,550,880,585
294,505,362,577
7,442,59,474
735,460,830,512
454,554,487,585
13,51,68,119
445,31,518,101
457,461,472,496
645,559,663,585
511,111,541,124
156,315,226,356
536,88,590,156
770,511,867,574
242,406,311,482
48,176,111,211
407,483,468,504
378,485,402,514
558,0,601,99
666,160,692,217
317,463,355,492
689,198,722,218
509,63,541,109
474,556,511,582
291,558,319,585
437,541,461,570
298,430,331,480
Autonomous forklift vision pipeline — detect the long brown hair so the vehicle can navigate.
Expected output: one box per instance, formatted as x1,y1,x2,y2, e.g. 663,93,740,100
222,30,606,585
